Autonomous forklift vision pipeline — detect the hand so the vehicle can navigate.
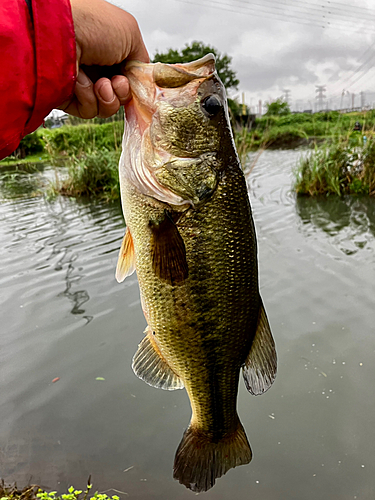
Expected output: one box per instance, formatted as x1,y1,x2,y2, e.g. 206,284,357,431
59,0,149,119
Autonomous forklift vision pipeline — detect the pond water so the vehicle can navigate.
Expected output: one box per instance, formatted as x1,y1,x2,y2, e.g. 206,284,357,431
1,150,375,499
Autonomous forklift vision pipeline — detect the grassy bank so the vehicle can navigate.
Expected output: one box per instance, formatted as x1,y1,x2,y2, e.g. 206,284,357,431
0,153,49,167
1,122,123,168
1,123,124,200
3,109,375,201
237,110,375,149
8,109,374,162
42,122,123,157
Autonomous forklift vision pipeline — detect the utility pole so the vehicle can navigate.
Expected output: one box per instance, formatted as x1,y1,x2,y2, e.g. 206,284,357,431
340,89,345,110
283,88,291,104
351,93,355,110
258,99,262,116
315,85,326,112
360,91,366,109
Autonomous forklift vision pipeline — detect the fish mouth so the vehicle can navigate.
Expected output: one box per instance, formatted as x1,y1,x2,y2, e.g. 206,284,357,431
125,53,216,88
124,54,217,132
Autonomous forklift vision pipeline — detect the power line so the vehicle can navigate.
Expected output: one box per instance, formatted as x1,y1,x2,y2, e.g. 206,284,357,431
226,0,375,32
173,0,375,107
324,0,375,19
174,0,325,29
329,47,375,98
345,66,375,94
249,0,375,28
293,0,375,24
175,0,375,35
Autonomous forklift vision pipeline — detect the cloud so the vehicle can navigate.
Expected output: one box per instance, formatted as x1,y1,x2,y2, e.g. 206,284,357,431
114,0,375,108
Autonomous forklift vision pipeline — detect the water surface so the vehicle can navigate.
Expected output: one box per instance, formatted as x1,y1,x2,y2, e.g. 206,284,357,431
1,151,375,499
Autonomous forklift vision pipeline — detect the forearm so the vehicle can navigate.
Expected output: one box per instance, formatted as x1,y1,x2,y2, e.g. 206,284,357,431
0,0,76,159
0,0,149,159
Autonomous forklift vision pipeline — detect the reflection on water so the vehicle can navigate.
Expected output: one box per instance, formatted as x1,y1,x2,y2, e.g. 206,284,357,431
0,163,47,199
296,195,375,257
1,151,375,499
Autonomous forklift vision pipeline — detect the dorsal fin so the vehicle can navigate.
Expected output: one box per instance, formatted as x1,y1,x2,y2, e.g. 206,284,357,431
115,227,136,283
149,210,188,286
242,299,277,395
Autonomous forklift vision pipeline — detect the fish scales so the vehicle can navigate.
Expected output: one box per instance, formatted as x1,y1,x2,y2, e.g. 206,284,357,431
123,162,258,430
117,54,277,492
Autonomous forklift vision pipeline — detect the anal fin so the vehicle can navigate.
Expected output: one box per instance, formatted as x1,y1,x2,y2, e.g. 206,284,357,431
242,298,277,395
116,227,136,283
132,326,184,390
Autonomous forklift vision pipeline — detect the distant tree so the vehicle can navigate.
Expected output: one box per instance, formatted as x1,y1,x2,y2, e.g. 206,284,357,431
153,41,239,91
265,98,291,116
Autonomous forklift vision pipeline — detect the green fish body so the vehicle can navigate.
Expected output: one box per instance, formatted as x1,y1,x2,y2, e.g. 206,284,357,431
117,54,277,492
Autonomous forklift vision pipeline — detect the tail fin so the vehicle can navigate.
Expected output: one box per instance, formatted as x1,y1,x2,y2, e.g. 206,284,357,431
173,420,252,492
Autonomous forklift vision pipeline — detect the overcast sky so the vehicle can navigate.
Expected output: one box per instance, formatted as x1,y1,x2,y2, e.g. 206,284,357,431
113,0,375,112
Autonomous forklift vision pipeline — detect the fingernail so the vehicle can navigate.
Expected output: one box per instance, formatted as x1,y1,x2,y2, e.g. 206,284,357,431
112,76,130,101
98,81,115,102
77,70,91,87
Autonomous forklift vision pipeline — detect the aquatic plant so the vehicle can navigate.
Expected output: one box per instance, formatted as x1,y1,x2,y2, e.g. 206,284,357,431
36,485,120,500
293,138,375,196
54,149,121,200
234,126,258,167
0,481,123,500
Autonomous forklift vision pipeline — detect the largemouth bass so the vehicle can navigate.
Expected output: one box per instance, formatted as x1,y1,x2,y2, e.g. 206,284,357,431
116,54,277,492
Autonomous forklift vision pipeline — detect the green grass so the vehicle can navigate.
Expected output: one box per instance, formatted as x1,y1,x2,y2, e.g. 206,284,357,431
248,110,375,148
41,122,123,157
50,149,122,201
0,153,49,167
293,136,375,197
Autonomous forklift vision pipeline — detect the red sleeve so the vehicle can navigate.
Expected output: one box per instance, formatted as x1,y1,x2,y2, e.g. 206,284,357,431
0,0,76,160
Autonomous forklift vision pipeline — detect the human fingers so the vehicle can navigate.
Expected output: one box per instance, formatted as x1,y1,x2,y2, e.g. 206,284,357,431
94,78,122,118
111,75,131,105
60,69,98,118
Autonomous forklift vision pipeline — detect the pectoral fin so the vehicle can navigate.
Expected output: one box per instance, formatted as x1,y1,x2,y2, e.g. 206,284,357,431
132,326,184,390
149,210,188,286
242,299,277,395
115,228,136,283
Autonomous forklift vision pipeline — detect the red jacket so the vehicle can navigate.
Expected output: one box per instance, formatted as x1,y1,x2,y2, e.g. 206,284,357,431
0,0,76,160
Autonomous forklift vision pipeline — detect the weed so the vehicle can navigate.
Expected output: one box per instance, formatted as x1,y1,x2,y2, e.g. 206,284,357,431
293,138,375,197
0,480,125,500
51,149,121,201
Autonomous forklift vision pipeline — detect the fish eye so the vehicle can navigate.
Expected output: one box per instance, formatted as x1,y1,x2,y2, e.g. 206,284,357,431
201,95,222,117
